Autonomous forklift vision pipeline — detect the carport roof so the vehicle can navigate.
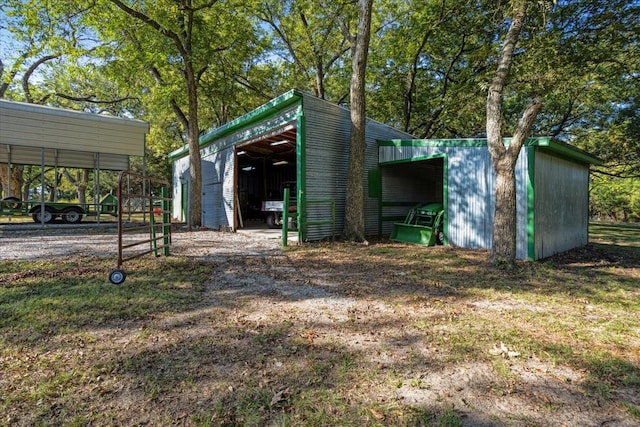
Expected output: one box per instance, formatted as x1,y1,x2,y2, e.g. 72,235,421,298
378,137,603,166
0,99,149,170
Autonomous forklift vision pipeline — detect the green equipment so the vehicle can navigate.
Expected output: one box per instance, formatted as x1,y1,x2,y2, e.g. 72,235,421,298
391,202,445,246
0,193,119,224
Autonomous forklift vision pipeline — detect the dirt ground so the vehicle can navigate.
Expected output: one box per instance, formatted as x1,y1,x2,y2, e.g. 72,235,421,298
1,223,639,426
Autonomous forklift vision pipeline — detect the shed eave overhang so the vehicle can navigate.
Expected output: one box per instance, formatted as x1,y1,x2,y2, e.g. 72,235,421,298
377,137,602,166
168,89,304,160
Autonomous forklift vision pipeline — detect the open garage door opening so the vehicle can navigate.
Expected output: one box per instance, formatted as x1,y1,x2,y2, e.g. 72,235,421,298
235,125,298,230
380,156,446,237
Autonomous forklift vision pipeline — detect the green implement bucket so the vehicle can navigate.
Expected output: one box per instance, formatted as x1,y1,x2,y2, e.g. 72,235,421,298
391,202,445,246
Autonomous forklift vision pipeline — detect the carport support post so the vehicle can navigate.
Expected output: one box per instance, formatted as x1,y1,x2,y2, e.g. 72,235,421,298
282,187,290,247
95,153,101,224
39,148,45,225
5,145,10,199
162,186,170,256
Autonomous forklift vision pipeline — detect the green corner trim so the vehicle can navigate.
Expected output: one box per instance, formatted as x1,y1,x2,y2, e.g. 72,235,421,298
527,147,536,260
296,104,306,243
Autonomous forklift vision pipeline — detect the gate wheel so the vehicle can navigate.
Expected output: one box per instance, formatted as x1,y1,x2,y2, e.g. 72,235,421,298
109,269,126,285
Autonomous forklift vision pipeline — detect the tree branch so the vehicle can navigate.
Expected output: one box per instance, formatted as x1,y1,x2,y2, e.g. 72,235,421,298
54,93,139,104
22,54,60,103
108,0,187,58
486,1,528,160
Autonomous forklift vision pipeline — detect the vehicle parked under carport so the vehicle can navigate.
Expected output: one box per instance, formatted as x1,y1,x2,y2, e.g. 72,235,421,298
0,194,118,224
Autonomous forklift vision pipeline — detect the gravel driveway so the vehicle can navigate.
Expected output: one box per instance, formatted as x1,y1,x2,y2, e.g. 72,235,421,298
0,222,284,261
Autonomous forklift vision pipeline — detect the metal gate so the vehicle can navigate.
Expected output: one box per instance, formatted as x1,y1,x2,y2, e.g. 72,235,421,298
108,170,172,284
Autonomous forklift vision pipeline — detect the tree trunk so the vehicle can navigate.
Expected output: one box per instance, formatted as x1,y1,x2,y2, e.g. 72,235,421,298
186,63,202,230
0,165,24,199
107,0,204,229
486,0,542,264
492,158,518,262
78,169,89,205
343,0,373,242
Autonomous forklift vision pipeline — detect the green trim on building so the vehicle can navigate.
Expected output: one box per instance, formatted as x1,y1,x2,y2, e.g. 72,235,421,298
168,89,304,160
368,169,382,198
296,103,306,242
441,154,449,246
526,147,536,260
379,153,447,166
534,139,602,166
378,137,602,167
378,138,490,148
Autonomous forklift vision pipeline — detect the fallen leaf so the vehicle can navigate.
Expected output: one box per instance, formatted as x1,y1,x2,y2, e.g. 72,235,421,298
270,388,288,407
370,408,385,420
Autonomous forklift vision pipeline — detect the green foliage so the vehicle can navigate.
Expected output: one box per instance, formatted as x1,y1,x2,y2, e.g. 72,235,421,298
368,0,497,137
250,0,356,101
2,0,640,216
591,176,640,222
0,1,102,101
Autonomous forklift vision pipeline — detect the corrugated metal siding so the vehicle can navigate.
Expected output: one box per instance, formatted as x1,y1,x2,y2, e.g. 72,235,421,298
302,96,350,240
302,95,413,240
380,144,531,259
222,148,235,227
534,151,589,259
0,99,148,160
515,150,530,260
0,145,129,170
172,156,190,220
201,147,234,229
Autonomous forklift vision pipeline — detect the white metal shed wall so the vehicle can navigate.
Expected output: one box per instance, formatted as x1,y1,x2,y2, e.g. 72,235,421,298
380,143,530,259
201,147,235,229
534,151,589,258
172,155,190,222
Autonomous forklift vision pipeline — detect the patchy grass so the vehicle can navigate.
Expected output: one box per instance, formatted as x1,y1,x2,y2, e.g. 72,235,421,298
590,222,640,246
0,223,639,426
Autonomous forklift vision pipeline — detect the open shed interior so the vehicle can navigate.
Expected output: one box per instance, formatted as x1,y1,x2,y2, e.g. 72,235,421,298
235,124,298,224
380,157,445,230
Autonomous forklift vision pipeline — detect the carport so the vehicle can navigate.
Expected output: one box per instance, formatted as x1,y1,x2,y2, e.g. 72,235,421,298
0,99,149,223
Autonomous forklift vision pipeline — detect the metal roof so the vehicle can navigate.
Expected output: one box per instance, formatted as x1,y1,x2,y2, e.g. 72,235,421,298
169,89,303,160
0,99,148,170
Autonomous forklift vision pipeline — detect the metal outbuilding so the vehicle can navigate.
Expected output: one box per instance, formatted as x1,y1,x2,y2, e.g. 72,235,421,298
169,89,412,241
0,99,148,171
377,138,602,260
170,90,600,260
